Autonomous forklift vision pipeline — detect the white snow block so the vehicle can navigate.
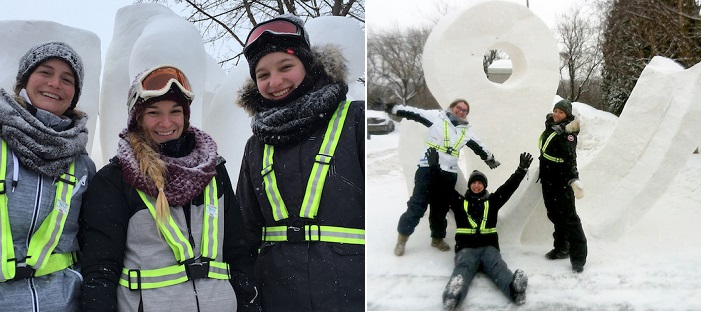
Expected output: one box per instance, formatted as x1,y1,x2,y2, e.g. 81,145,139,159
579,56,701,239
0,20,101,158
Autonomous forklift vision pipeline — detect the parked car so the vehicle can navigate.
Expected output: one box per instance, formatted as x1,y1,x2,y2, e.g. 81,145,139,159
367,110,395,135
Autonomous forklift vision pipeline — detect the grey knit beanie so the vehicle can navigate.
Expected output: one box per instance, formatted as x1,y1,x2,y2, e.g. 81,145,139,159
16,41,84,106
553,99,573,118
243,14,313,81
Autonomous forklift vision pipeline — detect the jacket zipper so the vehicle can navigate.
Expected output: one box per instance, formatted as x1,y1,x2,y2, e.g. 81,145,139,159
26,176,44,312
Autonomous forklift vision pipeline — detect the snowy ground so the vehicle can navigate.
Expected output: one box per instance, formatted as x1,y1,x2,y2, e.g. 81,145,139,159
366,126,701,310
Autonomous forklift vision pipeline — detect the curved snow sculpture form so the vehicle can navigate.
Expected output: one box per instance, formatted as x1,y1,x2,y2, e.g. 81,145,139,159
578,57,701,239
305,16,366,101
0,20,101,157
99,3,217,166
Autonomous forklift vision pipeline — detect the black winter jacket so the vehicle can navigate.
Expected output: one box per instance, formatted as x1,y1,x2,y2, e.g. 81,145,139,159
236,44,365,312
448,168,527,252
79,157,256,311
538,114,579,184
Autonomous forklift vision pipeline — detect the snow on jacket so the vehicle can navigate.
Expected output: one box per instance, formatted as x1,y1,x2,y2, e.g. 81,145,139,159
0,90,95,312
79,132,255,312
447,168,527,252
236,44,365,312
538,113,580,183
390,105,493,173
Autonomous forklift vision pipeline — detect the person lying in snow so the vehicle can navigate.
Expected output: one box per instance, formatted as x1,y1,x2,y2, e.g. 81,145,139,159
424,147,531,310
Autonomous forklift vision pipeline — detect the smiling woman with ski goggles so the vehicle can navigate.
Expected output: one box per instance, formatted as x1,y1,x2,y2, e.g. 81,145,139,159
127,65,194,112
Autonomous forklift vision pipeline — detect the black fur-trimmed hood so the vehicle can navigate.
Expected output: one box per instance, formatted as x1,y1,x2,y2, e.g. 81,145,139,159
236,44,348,116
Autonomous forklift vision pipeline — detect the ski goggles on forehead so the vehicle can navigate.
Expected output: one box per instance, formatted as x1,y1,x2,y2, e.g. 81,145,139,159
127,66,194,111
245,19,303,48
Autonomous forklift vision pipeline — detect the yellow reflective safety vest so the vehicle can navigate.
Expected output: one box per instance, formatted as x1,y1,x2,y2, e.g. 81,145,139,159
456,201,497,235
0,139,78,282
260,100,364,245
538,132,564,163
118,178,230,290
426,120,466,157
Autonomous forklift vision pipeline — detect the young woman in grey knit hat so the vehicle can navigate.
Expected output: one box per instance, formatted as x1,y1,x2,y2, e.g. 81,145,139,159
0,41,95,312
236,14,365,312
79,65,259,312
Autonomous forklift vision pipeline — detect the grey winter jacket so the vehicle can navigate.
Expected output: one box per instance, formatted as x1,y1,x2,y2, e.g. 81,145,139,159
0,93,95,312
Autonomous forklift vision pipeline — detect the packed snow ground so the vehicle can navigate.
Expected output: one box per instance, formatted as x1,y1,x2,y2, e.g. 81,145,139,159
366,106,701,310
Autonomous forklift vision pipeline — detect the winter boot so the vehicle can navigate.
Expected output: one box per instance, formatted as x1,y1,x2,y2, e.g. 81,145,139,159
442,274,464,311
394,234,409,256
510,269,528,306
431,238,450,251
545,248,569,260
572,262,584,273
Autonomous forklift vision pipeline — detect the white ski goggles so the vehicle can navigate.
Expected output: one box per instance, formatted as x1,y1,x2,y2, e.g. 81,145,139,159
127,65,194,112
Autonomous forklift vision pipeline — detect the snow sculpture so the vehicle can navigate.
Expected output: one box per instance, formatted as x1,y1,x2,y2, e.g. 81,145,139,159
0,20,101,157
305,16,366,101
577,57,701,239
397,1,558,203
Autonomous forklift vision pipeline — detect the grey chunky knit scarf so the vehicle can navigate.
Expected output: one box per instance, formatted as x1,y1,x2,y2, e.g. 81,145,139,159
251,82,347,146
0,89,88,178
117,127,218,206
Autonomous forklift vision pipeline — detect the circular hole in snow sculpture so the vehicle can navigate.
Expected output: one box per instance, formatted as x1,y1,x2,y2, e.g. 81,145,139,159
484,49,512,84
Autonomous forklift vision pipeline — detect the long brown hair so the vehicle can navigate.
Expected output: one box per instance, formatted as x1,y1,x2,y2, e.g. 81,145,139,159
127,126,170,224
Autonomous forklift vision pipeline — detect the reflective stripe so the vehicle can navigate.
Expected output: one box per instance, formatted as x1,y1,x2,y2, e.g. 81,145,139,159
119,260,230,290
1,139,77,282
127,178,223,289
262,145,288,221
201,179,219,259
0,140,14,281
262,225,365,245
260,101,363,245
300,100,351,218
456,201,496,235
426,120,466,157
538,132,564,163
137,190,194,262
26,163,76,271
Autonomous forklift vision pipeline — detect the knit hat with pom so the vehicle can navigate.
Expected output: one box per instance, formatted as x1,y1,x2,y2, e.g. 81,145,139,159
16,41,84,107
243,14,313,81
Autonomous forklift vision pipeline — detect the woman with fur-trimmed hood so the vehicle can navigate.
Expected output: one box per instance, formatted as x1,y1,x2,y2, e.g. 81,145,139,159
538,99,588,274
236,14,365,312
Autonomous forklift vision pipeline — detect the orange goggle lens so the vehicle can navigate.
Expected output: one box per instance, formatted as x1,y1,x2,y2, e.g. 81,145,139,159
141,66,192,93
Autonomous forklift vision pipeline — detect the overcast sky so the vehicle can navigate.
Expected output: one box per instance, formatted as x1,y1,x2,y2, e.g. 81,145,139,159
367,0,589,32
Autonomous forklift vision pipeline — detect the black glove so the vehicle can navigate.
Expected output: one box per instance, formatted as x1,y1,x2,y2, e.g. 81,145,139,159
426,147,439,168
518,152,533,170
231,272,261,312
484,155,500,169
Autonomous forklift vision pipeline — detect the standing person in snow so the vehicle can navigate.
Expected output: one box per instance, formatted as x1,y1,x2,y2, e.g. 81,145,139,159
236,14,365,312
538,99,587,273
0,41,95,311
430,148,531,310
79,65,260,311
387,99,500,256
